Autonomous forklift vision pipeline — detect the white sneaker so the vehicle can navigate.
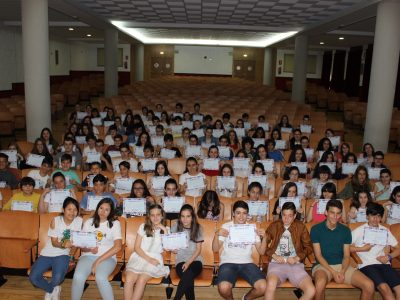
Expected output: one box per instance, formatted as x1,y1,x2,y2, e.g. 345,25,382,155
44,292,52,300
51,286,61,300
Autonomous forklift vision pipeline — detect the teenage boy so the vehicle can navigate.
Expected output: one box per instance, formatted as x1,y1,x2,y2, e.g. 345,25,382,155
80,174,117,212
311,199,374,300
27,158,52,189
264,202,315,300
52,154,81,189
2,176,40,212
351,202,400,300
213,200,267,300
0,153,19,189
54,137,82,170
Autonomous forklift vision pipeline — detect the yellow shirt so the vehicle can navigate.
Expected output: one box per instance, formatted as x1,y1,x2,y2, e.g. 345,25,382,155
3,192,40,213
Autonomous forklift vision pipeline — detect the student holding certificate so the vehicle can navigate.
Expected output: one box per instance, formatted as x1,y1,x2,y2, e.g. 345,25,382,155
109,161,136,194
29,198,82,300
233,150,252,178
0,152,19,189
213,200,267,300
351,202,400,300
218,135,234,160
170,204,204,300
216,164,237,198
197,190,224,221
283,146,310,180
80,162,104,191
278,166,308,199
246,182,269,222
312,151,336,178
147,160,172,197
265,139,284,162
132,132,153,159
348,191,373,224
309,165,336,199
160,134,182,158
20,138,53,170
51,154,81,190
129,179,155,214
124,204,170,300
382,186,400,225
311,199,374,300
2,177,40,212
241,137,256,162
80,174,117,212
179,157,206,197
200,145,223,177
54,137,82,171
250,163,270,197
264,202,315,300
314,138,334,162
373,168,392,201
333,152,358,180
27,158,52,190
307,182,337,223
339,165,372,200
273,182,305,222
72,198,122,300
361,143,375,168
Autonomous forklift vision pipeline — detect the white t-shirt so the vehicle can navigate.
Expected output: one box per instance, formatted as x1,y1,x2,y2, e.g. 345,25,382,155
27,169,49,189
179,172,206,197
104,135,114,145
81,218,122,260
83,146,97,157
40,216,83,257
218,221,260,265
352,223,398,269
274,226,297,259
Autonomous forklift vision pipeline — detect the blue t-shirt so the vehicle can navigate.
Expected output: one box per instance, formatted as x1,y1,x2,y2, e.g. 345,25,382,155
268,150,284,162
310,221,351,265
80,191,118,210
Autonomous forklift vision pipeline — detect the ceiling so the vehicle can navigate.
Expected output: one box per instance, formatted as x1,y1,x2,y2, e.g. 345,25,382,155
0,0,379,48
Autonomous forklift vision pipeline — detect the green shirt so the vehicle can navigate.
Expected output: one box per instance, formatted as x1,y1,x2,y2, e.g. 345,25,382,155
310,221,351,265
51,169,81,189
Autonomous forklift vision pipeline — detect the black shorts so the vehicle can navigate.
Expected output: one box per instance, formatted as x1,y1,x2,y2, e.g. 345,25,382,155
360,264,400,289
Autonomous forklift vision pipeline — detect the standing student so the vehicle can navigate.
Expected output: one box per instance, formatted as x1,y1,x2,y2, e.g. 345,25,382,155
351,202,400,300
171,204,204,300
213,200,267,300
124,204,170,300
310,199,374,300
29,198,82,300
71,198,122,300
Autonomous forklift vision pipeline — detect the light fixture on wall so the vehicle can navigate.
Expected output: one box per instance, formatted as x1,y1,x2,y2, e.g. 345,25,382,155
68,27,74,31
320,42,325,45
243,54,248,57
160,51,164,55
86,34,92,37
339,37,344,40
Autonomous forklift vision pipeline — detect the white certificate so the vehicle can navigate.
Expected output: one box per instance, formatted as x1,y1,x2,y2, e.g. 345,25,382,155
134,146,145,158
34,179,44,189
294,181,306,196
320,162,336,174
291,162,308,174
212,129,224,138
342,163,359,175
257,159,274,173
75,136,87,145
228,224,256,245
163,196,185,213
186,175,205,190
279,196,301,209
103,121,115,127
192,114,203,122
315,182,325,197
247,201,269,217
317,199,329,214
329,136,341,147
300,124,312,133
304,148,314,160
171,125,183,134
275,140,286,150
217,176,235,190
389,204,400,220
76,112,88,120
280,127,292,133
0,150,17,162
123,198,146,216
182,121,193,129
87,174,95,188
201,142,213,149
72,231,97,248
115,177,134,192
203,158,220,170
258,122,269,131
108,151,121,158
11,201,33,212
151,136,164,147
192,129,205,138
162,232,188,250
234,128,245,138
244,122,251,130
252,138,265,148
0,181,5,188
87,195,104,211
218,146,231,158
248,175,267,188
185,146,202,157
233,158,250,170
147,125,157,135
356,210,367,222
120,113,126,122
160,148,176,159
363,227,388,246
49,189,71,212
99,111,107,119
368,167,382,180
152,176,170,190
26,154,45,168
91,117,102,126
390,182,400,193
86,152,101,163
141,159,157,172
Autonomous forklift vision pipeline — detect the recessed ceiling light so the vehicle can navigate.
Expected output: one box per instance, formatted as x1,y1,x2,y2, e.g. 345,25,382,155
68,27,74,31
339,37,344,40
320,42,325,45
160,51,164,55
243,54,248,57
86,34,92,37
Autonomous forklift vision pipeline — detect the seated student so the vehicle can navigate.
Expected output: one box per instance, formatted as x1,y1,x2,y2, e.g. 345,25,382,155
39,172,77,213
41,127,59,154
221,112,234,131
289,129,302,150
382,186,400,225
54,137,82,170
307,182,337,223
179,157,207,197
2,176,40,212
227,129,240,152
314,138,334,163
109,161,136,195
147,160,171,197
81,162,104,191
264,202,315,300
333,152,358,180
213,200,267,300
216,164,237,198
197,190,224,221
246,181,269,222
160,133,182,158
104,125,118,146
201,145,223,177
80,174,117,212
71,198,122,300
273,182,305,222
371,151,387,169
373,168,392,201
83,139,113,172
27,158,52,189
309,165,336,199
0,152,19,189
81,134,98,166
52,154,81,190
360,143,375,168
339,165,372,200
311,199,374,300
176,127,191,148
351,202,400,300
106,134,124,153
21,138,53,169
198,126,219,147
29,197,82,300
218,135,234,160
348,191,373,224
128,179,155,215
138,145,157,174
266,139,284,162
279,166,308,199
283,146,310,180
312,151,336,178
241,137,256,162
250,163,271,197
110,143,138,173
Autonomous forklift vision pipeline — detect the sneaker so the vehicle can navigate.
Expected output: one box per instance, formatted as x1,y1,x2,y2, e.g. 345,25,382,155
44,292,52,300
241,294,247,300
51,286,61,300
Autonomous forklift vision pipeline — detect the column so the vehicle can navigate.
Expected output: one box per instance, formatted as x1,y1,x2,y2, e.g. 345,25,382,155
363,0,400,152
104,28,118,97
291,35,308,103
135,44,144,81
21,0,51,142
263,47,273,86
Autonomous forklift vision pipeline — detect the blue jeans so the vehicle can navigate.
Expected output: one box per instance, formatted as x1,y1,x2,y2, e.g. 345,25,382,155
29,255,70,293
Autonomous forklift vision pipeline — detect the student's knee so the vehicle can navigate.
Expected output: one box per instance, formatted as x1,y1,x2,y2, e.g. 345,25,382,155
378,283,393,297
218,282,233,296
95,272,110,285
51,272,66,285
72,270,87,283
361,279,375,293
254,279,267,293
29,271,41,286
266,277,278,292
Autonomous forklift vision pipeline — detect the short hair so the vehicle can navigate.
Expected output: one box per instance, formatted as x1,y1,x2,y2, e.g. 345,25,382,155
232,200,249,213
114,134,123,141
242,113,249,119
41,157,53,166
0,153,8,160
119,160,130,170
164,133,173,142
366,202,384,217
242,136,254,148
52,171,65,181
93,174,107,184
63,137,74,144
176,102,183,108
326,199,343,212
219,134,228,142
380,168,391,177
222,113,230,119
60,153,72,163
374,151,384,158
189,134,198,142
86,134,97,142
248,181,263,194
281,201,297,214
89,161,102,168
108,125,117,131
20,176,35,187
143,144,154,152
119,143,129,150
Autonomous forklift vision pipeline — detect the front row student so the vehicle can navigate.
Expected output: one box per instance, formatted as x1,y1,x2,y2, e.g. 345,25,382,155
29,197,82,300
264,202,315,300
351,202,400,300
71,198,122,300
310,199,375,300
2,176,40,212
213,200,267,300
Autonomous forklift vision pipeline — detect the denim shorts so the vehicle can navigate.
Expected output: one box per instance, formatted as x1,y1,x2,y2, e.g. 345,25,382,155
216,263,265,287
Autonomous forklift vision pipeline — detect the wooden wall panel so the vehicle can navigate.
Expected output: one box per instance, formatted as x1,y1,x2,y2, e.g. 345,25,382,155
232,47,264,83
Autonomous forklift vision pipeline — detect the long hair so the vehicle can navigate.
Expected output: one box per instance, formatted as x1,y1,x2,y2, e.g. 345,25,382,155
197,190,221,219
321,182,337,200
31,138,51,156
144,204,166,237
92,198,116,228
177,204,201,242
219,163,234,176
129,179,151,198
351,165,370,192
316,138,333,152
390,186,400,204
351,190,373,210
288,146,307,163
155,160,170,176
280,182,298,197
184,157,198,173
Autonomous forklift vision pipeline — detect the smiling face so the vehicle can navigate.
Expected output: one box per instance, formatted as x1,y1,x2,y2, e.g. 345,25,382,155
248,186,261,201
186,160,198,175
208,148,219,158
133,182,145,197
232,207,248,224
325,206,342,227
63,203,78,222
